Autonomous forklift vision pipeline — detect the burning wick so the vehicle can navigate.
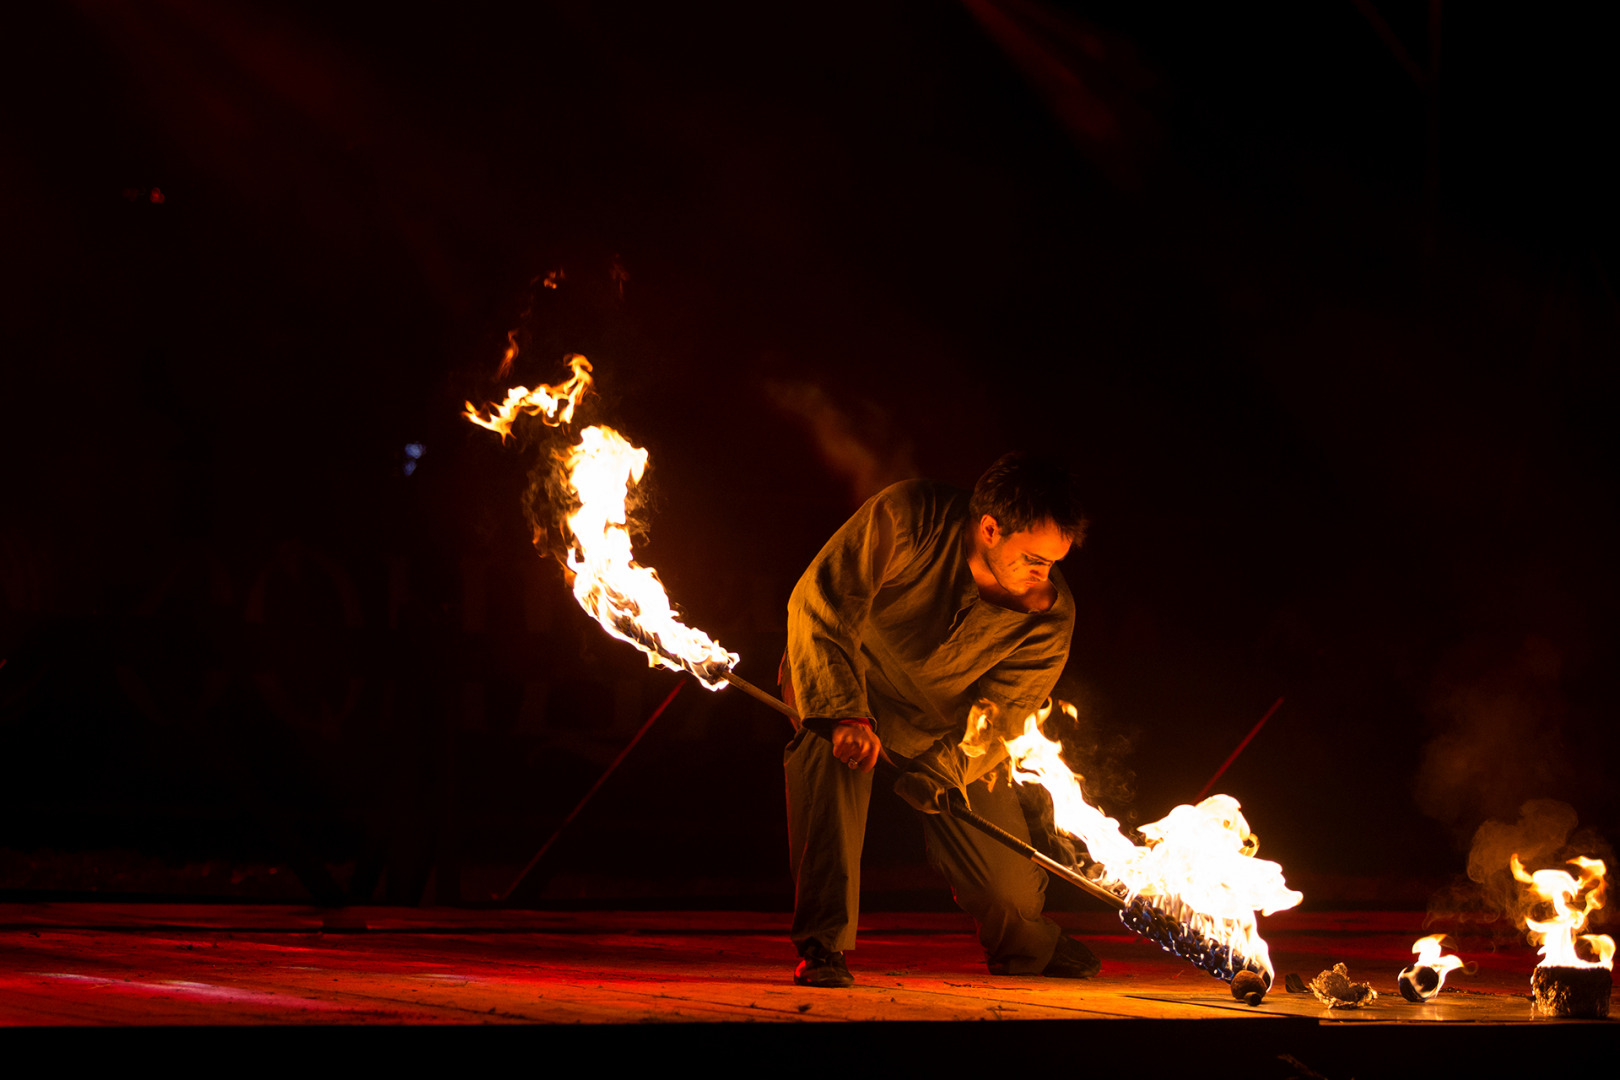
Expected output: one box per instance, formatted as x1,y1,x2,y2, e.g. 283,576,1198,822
1398,934,1467,1002
1511,853,1614,1018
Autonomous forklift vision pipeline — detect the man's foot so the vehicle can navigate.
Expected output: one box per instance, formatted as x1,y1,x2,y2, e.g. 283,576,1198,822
793,944,854,988
1042,933,1101,979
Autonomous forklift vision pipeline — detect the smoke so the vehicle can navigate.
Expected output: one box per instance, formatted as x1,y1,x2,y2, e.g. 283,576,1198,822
1413,634,1577,840
1467,800,1578,915
765,380,916,505
1436,799,1614,934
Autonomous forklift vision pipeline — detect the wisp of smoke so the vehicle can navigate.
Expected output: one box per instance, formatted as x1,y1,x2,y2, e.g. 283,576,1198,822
765,379,916,505
1442,799,1615,934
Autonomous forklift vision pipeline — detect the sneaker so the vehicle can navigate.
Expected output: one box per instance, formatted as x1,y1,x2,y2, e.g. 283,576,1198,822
1042,933,1102,979
793,943,854,988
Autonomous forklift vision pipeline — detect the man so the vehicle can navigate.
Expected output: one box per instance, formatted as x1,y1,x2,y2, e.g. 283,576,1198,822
781,452,1099,988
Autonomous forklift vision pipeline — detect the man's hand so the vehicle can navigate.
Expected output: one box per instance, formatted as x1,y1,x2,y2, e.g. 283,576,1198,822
832,720,882,773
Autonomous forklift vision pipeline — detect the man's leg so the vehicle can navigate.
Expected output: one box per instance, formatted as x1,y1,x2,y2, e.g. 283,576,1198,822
784,725,872,960
920,773,1062,974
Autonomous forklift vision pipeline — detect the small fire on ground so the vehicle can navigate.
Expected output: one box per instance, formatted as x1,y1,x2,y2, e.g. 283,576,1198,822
1398,934,1467,1002
1511,853,1614,1018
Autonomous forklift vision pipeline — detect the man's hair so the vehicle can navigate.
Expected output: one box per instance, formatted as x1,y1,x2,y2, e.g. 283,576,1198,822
969,452,1088,542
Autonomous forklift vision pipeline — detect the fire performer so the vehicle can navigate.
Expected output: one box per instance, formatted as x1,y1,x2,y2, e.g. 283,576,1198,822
782,452,1098,987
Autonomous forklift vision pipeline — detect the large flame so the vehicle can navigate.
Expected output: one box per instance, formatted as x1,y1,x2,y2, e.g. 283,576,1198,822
465,354,738,687
1512,854,1615,969
559,424,737,687
987,701,1302,978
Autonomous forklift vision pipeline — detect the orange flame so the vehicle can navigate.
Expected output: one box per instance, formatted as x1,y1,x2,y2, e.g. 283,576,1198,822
463,353,593,441
495,330,520,380
1400,934,1466,1000
558,424,738,687
982,701,1302,978
1512,854,1615,969
1411,934,1465,977
465,354,737,688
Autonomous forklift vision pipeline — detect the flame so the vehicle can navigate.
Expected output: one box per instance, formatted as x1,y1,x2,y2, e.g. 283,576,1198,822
1411,934,1465,977
463,353,593,440
992,702,1302,978
559,424,737,687
495,330,520,379
465,354,738,688
1400,934,1466,1001
1512,854,1615,969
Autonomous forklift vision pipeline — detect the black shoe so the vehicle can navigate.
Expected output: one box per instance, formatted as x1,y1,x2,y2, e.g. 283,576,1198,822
793,944,854,988
1042,933,1101,979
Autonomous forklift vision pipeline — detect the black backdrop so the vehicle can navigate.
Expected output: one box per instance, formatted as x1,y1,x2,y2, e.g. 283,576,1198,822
2,1,1616,909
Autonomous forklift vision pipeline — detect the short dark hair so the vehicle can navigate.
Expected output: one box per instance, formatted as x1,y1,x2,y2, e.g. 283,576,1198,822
969,452,1088,542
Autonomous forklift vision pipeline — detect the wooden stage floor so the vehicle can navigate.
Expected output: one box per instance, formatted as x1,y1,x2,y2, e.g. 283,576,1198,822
1,904,1613,1070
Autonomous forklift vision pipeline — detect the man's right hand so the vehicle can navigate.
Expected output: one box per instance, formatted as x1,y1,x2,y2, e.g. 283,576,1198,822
832,720,882,773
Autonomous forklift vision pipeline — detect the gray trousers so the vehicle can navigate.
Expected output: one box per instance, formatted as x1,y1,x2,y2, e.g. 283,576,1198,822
783,724,1063,973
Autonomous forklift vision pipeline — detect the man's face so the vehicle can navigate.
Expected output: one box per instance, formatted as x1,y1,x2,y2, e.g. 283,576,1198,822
982,517,1072,596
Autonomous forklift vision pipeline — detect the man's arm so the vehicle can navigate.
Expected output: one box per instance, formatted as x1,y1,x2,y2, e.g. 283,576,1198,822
786,484,924,770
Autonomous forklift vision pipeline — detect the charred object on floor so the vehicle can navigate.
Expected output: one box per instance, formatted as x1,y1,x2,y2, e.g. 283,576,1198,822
1531,965,1611,1019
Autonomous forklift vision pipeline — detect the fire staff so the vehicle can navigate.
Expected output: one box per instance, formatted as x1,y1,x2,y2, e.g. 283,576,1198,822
781,452,1100,987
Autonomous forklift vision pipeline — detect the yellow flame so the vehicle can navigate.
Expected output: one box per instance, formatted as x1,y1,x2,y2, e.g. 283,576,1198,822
995,705,1302,977
463,354,737,688
464,353,593,441
1405,933,1466,998
1412,934,1465,976
1512,854,1614,969
559,425,737,686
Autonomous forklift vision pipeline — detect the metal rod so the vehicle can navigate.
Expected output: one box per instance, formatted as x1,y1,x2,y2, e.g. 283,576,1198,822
721,669,800,722
1196,696,1284,801
944,790,1124,911
721,668,902,769
497,679,687,902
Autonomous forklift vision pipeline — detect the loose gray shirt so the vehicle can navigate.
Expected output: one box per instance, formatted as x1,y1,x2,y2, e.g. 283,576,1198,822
787,479,1074,760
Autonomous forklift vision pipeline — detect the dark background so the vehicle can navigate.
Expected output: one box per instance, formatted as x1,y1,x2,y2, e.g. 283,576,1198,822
2,0,1615,912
